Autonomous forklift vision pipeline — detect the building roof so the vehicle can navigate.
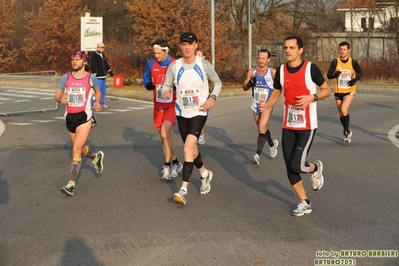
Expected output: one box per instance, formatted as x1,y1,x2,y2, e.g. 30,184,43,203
338,0,395,9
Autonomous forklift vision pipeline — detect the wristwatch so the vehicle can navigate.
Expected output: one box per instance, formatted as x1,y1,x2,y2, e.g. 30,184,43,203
210,94,217,100
313,94,318,102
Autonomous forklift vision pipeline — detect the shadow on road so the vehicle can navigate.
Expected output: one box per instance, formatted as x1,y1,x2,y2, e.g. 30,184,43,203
60,236,103,266
0,170,9,204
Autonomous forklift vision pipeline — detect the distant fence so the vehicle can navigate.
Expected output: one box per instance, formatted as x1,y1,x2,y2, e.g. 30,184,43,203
0,70,59,116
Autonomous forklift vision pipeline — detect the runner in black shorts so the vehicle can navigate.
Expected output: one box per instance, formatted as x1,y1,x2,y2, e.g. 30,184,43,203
334,92,355,101
327,41,363,143
162,32,222,205
55,50,105,196
65,111,97,133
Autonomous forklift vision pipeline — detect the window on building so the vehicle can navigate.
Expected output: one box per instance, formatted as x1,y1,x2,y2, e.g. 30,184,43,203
361,17,366,29
389,17,399,31
369,18,374,30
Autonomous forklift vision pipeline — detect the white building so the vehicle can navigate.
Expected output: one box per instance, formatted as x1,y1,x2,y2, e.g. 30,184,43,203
337,0,399,32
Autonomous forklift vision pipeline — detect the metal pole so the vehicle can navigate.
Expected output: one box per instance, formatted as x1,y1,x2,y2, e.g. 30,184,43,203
248,0,252,69
211,0,215,66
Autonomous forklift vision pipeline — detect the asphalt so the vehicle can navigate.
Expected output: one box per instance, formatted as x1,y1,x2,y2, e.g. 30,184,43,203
106,81,399,101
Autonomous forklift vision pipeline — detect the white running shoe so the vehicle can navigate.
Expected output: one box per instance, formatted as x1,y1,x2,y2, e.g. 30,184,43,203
197,135,205,145
310,160,324,191
173,189,187,205
161,165,172,180
171,162,183,178
269,139,279,158
344,130,352,143
200,170,213,195
92,151,104,174
250,154,260,165
61,181,75,196
292,201,312,216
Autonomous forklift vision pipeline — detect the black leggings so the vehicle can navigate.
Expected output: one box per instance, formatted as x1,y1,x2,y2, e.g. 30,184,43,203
281,129,316,185
177,115,207,142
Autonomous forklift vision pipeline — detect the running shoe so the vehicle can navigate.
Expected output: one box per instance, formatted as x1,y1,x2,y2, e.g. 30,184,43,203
344,130,352,143
161,165,172,180
310,160,324,191
291,201,312,216
197,135,206,145
61,181,75,196
171,162,183,178
200,170,213,195
92,151,104,174
173,189,187,205
250,154,260,165
101,105,109,109
269,139,279,158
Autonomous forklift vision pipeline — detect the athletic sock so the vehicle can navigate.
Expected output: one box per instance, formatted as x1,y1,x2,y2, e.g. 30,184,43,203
70,160,81,182
180,187,187,194
265,130,274,147
200,169,208,179
343,114,350,134
302,199,311,205
256,133,267,155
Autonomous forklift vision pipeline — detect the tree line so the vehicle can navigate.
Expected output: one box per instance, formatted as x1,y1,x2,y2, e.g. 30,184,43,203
0,0,397,83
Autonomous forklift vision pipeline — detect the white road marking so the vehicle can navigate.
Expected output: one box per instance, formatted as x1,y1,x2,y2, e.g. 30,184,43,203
9,123,34,126
109,109,133,112
14,99,30,102
127,107,151,110
388,124,399,148
30,120,55,123
0,91,155,127
0,120,4,136
94,112,114,114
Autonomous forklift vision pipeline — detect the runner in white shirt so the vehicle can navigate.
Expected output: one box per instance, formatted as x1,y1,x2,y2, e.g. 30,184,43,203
162,32,222,205
243,49,278,165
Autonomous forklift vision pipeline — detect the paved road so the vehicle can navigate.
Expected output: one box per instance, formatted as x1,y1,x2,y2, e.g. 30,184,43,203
0,92,398,266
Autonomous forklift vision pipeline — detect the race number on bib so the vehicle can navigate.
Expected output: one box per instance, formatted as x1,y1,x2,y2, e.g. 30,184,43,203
182,89,200,109
338,69,351,89
67,87,85,107
254,87,269,102
287,105,306,128
156,85,172,103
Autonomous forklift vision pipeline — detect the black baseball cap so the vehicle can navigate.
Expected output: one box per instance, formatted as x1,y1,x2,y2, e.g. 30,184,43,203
180,32,198,43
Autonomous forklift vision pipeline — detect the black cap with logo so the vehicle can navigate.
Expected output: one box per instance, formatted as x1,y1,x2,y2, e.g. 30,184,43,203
179,32,198,43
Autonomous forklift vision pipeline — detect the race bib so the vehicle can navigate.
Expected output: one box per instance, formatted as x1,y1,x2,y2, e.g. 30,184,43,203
254,87,269,103
156,85,172,103
182,89,200,109
287,105,306,128
338,69,351,89
67,87,85,107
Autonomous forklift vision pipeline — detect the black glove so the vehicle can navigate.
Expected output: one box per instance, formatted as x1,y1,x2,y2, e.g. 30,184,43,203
333,71,341,78
247,77,256,88
109,70,114,77
347,79,356,86
145,82,155,90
